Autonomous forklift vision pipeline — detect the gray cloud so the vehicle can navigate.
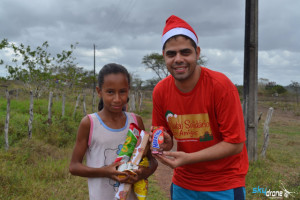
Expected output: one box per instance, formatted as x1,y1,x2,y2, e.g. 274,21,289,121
0,0,299,86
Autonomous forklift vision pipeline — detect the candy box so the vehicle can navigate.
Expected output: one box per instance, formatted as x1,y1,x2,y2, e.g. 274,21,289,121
151,126,165,154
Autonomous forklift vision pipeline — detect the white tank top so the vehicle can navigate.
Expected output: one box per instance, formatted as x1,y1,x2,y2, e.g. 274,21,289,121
86,112,138,200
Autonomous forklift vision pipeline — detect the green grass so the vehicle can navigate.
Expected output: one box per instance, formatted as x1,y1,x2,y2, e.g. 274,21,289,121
0,138,167,200
0,139,89,200
270,125,300,136
0,96,168,199
147,177,169,200
1,96,300,199
245,105,300,199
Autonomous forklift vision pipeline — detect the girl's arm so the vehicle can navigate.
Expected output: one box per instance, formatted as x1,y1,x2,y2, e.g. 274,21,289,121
69,116,128,181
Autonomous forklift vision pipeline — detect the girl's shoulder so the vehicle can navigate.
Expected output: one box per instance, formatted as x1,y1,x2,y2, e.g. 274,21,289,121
80,115,91,127
126,112,138,124
126,112,145,130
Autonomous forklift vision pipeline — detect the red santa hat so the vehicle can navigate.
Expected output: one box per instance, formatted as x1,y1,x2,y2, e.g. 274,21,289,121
162,15,198,48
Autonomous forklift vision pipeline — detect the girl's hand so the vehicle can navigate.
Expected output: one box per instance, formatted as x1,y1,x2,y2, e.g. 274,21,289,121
104,162,129,182
131,165,150,183
120,164,152,184
121,172,139,184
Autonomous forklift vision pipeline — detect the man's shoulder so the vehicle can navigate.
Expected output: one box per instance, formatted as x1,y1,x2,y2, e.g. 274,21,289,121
153,75,173,91
202,67,235,89
202,67,228,80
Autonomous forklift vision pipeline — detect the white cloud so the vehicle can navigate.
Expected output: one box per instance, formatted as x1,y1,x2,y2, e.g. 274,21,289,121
0,0,299,86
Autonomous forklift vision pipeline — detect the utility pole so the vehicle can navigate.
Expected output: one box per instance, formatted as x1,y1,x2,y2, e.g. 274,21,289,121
243,0,258,162
92,44,96,112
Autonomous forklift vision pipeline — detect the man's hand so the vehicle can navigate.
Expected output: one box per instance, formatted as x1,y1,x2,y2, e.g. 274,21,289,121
153,141,244,169
153,151,189,169
149,126,173,151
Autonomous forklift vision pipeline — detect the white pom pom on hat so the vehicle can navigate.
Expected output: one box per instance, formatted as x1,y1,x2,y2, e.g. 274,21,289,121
161,15,198,48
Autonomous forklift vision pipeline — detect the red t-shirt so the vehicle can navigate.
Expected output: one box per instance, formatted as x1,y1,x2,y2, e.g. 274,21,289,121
152,67,249,191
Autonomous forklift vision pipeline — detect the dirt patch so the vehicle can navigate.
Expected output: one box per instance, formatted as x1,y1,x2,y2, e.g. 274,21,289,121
152,143,177,199
153,162,173,199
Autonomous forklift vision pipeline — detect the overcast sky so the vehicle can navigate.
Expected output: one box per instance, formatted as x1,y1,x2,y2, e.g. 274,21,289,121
1,0,299,86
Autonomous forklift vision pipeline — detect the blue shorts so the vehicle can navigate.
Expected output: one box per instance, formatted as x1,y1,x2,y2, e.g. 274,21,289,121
171,183,246,200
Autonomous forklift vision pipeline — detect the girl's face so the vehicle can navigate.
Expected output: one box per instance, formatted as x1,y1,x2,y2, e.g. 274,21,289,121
97,73,129,113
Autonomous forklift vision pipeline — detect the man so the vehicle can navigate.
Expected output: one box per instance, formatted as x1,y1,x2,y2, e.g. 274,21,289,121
151,15,249,200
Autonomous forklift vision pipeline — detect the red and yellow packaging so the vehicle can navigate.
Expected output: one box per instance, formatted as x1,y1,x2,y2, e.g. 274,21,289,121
115,123,141,163
151,126,165,154
115,124,151,200
133,157,149,200
115,123,141,178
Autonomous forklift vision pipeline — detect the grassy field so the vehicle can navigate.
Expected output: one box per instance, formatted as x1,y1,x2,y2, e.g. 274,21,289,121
0,95,299,199
246,102,300,199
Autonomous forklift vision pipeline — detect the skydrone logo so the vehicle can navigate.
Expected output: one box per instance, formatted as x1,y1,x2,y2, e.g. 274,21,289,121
252,181,298,199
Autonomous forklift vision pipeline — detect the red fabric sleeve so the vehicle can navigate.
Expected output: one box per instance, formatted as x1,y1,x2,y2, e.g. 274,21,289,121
215,87,246,143
152,83,173,136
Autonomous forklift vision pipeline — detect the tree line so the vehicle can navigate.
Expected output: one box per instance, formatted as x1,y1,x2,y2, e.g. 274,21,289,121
1,38,299,101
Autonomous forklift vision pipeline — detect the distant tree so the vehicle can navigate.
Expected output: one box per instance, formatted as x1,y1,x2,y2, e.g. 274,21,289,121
144,78,161,90
235,84,243,96
0,39,77,97
52,64,92,91
142,53,168,81
197,55,208,66
265,81,276,89
4,41,54,97
258,78,269,85
289,81,300,105
258,78,269,91
273,85,287,94
130,73,143,91
0,39,9,66
265,82,287,95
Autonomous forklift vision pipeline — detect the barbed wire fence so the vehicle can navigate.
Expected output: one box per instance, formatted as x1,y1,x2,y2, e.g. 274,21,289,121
1,88,148,150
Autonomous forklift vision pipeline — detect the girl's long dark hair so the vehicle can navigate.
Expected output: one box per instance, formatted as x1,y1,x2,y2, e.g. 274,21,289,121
97,63,130,111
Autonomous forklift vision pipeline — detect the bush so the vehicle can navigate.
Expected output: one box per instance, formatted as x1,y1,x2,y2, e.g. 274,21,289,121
0,97,81,149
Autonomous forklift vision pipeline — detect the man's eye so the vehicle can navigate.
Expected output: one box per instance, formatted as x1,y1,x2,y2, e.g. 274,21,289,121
181,50,192,55
166,51,176,57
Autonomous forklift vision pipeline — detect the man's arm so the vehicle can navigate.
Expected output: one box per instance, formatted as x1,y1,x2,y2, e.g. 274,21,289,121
154,141,244,169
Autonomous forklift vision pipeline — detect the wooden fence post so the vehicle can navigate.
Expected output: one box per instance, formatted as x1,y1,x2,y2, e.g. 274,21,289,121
73,94,81,118
4,89,10,150
28,91,34,139
129,93,136,112
83,94,87,116
62,93,66,117
260,107,274,158
16,89,19,100
92,89,96,112
48,91,53,124
138,91,143,112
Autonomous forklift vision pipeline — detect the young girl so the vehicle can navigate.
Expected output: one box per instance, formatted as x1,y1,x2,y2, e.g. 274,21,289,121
69,63,157,200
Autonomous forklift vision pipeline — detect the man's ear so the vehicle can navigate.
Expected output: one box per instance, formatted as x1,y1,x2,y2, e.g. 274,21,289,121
196,46,201,60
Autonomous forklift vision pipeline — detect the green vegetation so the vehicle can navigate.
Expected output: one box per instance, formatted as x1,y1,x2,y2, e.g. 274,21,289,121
1,93,300,199
0,95,166,199
0,139,88,199
246,103,300,199
147,177,168,200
